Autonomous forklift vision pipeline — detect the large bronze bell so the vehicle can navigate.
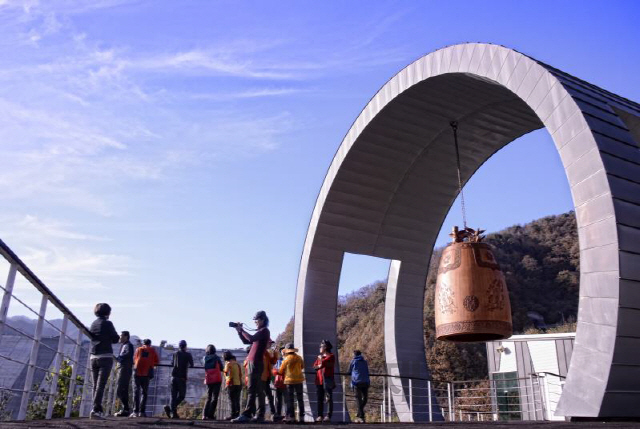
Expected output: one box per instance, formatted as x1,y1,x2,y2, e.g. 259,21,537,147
434,226,512,342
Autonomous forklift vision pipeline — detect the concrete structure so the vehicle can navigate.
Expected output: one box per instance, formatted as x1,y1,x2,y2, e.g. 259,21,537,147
487,333,575,421
294,43,640,420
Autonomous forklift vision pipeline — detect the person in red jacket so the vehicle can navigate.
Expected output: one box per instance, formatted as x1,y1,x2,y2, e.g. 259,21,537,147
202,344,224,420
132,339,159,418
313,340,335,422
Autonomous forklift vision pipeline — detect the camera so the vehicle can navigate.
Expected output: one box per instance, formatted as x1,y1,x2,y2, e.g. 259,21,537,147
229,322,241,328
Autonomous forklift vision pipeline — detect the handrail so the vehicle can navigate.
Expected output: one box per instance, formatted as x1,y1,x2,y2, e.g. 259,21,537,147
0,238,91,337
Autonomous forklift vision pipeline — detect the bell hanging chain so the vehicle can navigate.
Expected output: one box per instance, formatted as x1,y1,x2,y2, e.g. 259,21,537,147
450,121,468,229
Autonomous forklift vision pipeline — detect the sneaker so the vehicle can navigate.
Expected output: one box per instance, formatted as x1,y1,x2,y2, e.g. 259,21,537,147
114,410,129,417
129,412,138,418
164,405,172,419
323,416,331,422
89,410,104,420
315,416,323,422
354,417,364,423
231,415,252,423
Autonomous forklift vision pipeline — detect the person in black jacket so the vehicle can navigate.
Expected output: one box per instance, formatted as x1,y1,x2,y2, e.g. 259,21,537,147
114,331,134,417
164,340,194,419
89,303,119,419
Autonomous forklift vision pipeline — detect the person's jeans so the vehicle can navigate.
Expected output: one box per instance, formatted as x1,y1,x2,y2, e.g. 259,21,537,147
286,383,305,421
241,360,265,419
116,365,133,412
316,382,334,418
133,375,150,414
275,387,287,418
170,377,187,414
355,383,369,419
228,385,242,418
203,382,221,419
91,357,113,413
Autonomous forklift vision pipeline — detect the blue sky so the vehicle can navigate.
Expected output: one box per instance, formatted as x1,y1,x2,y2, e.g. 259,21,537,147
0,0,638,348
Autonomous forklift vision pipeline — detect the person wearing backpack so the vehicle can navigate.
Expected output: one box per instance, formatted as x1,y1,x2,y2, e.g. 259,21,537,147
223,351,243,420
348,350,370,423
131,339,159,418
271,345,287,422
202,344,224,420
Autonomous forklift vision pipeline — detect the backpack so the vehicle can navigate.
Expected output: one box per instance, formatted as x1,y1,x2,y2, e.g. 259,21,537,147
205,358,222,384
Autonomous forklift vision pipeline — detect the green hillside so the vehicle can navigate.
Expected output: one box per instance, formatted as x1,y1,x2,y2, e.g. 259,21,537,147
278,211,579,381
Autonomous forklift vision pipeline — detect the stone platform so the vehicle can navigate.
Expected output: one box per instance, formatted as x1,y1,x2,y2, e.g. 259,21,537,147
4,419,640,429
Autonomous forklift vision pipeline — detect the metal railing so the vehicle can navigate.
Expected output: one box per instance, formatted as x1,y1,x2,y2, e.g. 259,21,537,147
0,237,567,423
0,238,94,421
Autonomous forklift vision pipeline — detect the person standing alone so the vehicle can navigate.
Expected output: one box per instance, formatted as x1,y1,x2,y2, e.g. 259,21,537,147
165,340,194,419
89,303,119,419
349,350,370,423
114,331,134,417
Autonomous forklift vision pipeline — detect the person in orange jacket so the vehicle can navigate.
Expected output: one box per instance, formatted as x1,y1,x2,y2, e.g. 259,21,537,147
278,343,305,423
132,339,159,417
271,345,287,422
223,351,243,420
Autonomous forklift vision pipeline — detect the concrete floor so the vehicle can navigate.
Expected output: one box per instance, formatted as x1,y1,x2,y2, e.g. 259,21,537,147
3,419,640,429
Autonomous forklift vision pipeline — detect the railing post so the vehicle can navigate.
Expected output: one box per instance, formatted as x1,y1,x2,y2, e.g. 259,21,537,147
387,378,392,421
408,378,413,419
18,294,48,420
427,380,432,422
382,376,385,422
79,345,93,417
342,376,346,422
65,329,84,418
0,264,17,345
447,382,453,421
46,315,68,419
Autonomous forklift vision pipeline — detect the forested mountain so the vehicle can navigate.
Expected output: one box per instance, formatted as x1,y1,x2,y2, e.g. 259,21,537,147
277,211,579,381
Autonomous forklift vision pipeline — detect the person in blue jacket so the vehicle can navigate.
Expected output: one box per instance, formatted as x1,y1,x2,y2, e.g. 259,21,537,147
348,350,370,423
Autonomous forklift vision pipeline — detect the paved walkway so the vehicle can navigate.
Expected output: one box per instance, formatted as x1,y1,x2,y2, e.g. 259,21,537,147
3,419,640,429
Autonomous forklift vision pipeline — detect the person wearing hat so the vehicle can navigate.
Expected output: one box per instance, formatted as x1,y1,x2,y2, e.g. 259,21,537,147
232,310,271,423
165,340,194,419
278,343,305,423
132,338,159,417
114,331,134,417
313,340,336,422
223,351,243,420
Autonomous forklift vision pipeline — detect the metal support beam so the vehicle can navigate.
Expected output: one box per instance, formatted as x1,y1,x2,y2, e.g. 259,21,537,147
79,349,93,417
46,315,68,419
18,294,48,420
0,264,17,344
65,330,84,418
